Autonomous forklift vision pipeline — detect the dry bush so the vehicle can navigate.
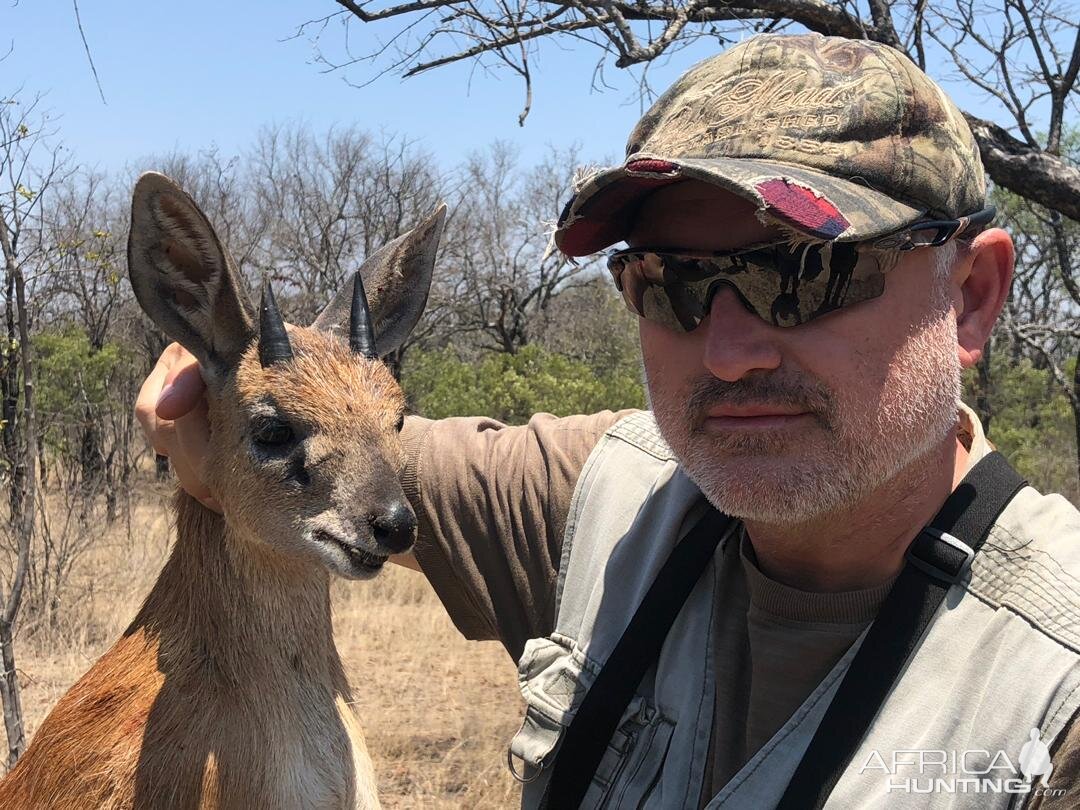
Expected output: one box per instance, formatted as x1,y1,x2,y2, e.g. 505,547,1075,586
13,477,524,808
11,484,174,744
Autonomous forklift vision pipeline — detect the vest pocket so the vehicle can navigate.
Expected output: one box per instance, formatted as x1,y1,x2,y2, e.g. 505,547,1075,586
583,695,675,810
510,635,676,809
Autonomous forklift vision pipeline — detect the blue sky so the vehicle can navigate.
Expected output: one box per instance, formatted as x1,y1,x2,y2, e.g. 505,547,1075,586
1,2,1015,175
0,1,683,172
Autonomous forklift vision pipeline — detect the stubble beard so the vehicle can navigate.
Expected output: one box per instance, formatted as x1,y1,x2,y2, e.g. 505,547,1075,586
648,298,963,525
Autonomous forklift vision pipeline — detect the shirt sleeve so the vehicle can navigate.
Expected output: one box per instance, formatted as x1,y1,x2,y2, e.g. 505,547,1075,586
400,410,636,660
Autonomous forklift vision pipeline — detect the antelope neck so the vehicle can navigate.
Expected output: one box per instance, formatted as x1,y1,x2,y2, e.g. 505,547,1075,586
128,493,348,693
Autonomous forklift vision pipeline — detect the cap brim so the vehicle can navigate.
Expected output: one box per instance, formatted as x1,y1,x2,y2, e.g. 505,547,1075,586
554,156,926,257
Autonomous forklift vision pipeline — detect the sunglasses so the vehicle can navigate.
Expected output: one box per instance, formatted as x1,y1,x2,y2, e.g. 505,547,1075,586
607,207,995,332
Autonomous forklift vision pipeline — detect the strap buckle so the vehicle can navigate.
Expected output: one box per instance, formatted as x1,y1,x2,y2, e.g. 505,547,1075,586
905,527,975,585
507,748,544,784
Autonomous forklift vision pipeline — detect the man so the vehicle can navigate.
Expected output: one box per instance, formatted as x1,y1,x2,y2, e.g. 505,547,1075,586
137,33,1080,808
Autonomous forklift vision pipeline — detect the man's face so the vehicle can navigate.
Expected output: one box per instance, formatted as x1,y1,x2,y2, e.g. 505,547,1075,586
631,181,964,524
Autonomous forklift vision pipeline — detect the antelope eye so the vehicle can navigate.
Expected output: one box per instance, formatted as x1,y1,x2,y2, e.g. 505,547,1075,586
252,417,294,447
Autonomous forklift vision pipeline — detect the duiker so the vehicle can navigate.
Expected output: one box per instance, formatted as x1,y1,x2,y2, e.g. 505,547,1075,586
0,172,445,809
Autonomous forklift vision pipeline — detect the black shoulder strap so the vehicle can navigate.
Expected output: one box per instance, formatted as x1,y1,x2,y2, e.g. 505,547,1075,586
540,451,1025,810
538,507,736,810
776,450,1026,809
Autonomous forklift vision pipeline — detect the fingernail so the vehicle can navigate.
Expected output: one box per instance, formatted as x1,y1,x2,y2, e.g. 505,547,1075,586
156,383,175,409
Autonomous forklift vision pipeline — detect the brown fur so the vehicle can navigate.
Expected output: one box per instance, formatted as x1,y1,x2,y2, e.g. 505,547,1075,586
0,330,403,809
0,171,442,809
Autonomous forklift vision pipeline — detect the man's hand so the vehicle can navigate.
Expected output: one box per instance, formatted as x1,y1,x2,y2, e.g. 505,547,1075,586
135,342,222,513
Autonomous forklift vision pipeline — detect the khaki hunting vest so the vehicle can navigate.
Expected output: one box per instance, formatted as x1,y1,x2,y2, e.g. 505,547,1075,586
507,407,1080,809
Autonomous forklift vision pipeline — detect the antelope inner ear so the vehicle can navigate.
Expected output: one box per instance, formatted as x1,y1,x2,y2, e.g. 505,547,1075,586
311,203,446,356
127,172,256,385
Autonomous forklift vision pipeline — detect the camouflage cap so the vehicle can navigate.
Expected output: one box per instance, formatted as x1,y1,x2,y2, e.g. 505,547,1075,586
555,33,987,257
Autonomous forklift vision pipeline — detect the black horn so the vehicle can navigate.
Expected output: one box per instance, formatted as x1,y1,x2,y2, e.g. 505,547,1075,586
259,283,293,367
349,272,377,359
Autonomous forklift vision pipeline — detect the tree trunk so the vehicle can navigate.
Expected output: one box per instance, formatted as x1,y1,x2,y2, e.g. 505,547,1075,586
1073,343,1080,490
36,435,46,490
0,622,24,769
2,272,22,526
78,414,104,498
105,448,117,525
0,221,39,768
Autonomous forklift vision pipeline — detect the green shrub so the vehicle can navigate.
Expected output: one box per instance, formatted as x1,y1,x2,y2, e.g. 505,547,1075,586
402,344,645,424
963,354,1078,502
34,328,138,461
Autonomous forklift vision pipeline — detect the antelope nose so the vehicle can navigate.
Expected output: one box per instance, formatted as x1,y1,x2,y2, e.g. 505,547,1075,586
370,502,416,553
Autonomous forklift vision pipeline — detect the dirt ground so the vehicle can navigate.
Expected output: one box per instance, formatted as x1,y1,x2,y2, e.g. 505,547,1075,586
14,483,524,808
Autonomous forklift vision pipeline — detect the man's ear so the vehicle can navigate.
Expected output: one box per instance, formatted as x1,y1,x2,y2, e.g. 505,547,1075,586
312,204,446,356
955,227,1014,369
127,172,256,388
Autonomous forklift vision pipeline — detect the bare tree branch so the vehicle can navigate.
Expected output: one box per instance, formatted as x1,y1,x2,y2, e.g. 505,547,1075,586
967,114,1080,221
866,0,900,49
311,0,1080,223
72,0,106,105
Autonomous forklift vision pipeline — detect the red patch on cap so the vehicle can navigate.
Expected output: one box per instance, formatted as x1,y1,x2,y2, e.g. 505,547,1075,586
626,159,680,174
755,179,849,239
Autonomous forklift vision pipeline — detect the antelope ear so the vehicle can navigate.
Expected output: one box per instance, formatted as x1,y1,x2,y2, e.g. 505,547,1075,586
127,172,256,387
312,203,446,356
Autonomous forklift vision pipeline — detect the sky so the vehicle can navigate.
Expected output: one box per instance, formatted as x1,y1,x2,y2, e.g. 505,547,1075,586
0,1,1017,177
0,1,689,173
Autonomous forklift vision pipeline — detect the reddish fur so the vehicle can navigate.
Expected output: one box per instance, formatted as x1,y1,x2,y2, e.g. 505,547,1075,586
0,330,396,809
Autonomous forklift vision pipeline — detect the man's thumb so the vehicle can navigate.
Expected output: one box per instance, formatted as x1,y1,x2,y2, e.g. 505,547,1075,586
157,360,206,420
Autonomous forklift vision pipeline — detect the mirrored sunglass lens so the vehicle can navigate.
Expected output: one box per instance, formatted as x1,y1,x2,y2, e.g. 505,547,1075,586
640,282,706,331
611,243,887,332
614,253,747,332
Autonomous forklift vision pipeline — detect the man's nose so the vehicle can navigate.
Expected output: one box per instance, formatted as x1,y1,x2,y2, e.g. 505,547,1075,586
700,285,782,382
370,501,417,553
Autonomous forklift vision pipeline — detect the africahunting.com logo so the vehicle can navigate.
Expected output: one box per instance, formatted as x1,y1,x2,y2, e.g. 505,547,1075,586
858,728,1066,797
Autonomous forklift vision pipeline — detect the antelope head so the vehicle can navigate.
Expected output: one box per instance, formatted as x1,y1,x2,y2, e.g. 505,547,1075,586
128,172,445,580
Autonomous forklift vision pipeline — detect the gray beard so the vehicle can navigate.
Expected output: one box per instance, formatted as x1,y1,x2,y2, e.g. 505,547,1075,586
646,307,963,525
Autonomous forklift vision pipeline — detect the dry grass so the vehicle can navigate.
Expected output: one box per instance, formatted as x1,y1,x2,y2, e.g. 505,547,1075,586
13,481,524,808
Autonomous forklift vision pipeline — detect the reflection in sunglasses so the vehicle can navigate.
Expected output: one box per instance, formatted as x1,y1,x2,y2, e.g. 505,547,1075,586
609,244,898,331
